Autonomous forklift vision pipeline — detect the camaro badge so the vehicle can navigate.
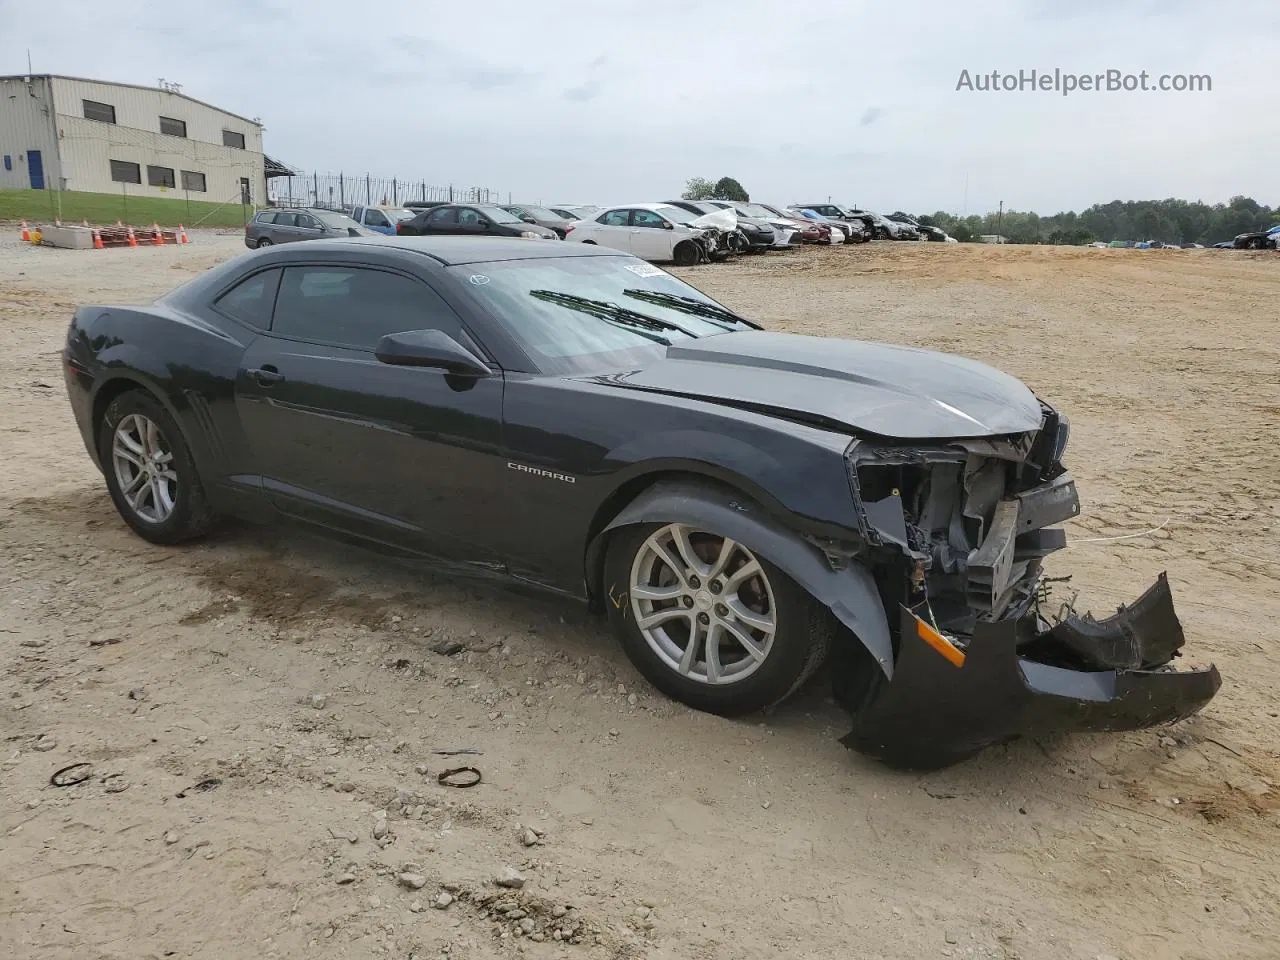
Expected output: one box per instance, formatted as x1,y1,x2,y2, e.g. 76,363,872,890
507,462,576,484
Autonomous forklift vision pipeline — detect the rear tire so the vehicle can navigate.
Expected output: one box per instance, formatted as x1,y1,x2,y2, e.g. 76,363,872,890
256,237,272,247
603,522,832,716
98,390,213,545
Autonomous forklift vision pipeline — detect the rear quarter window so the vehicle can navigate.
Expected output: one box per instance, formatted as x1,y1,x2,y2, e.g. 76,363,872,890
213,268,281,330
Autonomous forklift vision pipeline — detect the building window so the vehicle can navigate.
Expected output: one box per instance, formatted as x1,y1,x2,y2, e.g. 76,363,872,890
159,116,187,138
146,165,176,188
222,129,246,150
109,159,141,184
180,170,206,192
82,99,117,124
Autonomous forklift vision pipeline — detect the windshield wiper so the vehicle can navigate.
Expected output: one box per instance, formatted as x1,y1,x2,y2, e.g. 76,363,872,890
620,289,756,330
529,290,702,343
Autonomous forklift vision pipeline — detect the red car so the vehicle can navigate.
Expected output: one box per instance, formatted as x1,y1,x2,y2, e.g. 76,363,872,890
755,204,832,244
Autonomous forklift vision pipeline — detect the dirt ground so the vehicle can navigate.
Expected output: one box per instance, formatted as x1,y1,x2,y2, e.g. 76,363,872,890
2,232,1278,960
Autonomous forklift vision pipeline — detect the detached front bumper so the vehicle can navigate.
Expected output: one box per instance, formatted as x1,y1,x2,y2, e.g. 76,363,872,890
839,575,1221,770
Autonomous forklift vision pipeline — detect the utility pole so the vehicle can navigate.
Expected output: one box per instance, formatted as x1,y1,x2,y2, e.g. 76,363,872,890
997,199,1004,242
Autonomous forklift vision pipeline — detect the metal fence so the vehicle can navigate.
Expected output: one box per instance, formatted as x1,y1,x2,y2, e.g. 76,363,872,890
267,172,508,210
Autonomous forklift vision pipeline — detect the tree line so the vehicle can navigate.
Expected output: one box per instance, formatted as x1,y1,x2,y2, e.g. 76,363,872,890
918,196,1276,245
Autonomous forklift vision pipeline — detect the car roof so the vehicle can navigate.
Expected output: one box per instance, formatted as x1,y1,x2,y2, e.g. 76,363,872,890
603,202,684,213
264,235,620,265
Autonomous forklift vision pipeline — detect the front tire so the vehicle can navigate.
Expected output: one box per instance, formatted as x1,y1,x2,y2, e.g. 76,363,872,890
98,390,213,545
672,241,699,267
603,522,832,715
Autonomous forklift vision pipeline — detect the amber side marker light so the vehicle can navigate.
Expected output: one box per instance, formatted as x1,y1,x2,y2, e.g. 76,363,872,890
915,615,967,668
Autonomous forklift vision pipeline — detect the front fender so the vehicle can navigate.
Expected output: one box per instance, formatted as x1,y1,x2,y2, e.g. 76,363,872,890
604,426,861,533
592,480,894,676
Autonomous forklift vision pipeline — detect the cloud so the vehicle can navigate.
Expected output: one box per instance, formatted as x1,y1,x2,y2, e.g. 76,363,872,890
452,64,533,92
1,0,1274,214
563,78,602,102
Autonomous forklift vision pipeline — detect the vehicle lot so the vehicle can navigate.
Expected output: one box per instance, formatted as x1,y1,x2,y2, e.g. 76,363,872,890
2,235,1278,960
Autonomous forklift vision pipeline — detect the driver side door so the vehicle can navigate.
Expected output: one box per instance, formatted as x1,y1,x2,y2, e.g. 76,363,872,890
233,261,508,561
363,208,394,235
457,207,491,236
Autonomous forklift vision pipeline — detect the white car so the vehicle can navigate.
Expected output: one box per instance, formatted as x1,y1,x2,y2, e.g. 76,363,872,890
565,203,710,265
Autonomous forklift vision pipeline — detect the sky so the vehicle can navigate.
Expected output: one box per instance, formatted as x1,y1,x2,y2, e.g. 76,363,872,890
1,0,1276,215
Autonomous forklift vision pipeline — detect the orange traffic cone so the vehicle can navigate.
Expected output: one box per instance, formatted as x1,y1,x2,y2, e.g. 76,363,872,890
93,228,104,250
127,226,138,248
19,220,30,241
152,222,163,246
178,224,189,244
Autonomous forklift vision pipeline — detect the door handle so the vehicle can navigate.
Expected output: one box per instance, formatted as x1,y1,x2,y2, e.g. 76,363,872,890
249,366,284,385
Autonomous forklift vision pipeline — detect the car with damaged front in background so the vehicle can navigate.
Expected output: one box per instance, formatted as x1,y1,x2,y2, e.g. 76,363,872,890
61,236,1221,770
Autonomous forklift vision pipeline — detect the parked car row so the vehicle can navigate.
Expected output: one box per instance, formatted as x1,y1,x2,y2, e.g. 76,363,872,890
244,198,958,261
1229,224,1280,249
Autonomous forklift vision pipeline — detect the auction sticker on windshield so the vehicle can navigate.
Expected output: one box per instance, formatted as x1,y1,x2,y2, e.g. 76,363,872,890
623,263,666,278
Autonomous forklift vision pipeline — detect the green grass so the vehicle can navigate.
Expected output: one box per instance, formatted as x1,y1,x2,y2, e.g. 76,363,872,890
0,188,255,229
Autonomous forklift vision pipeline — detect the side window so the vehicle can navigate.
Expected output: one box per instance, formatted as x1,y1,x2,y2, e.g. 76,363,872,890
255,212,279,224
271,266,464,350
599,209,631,227
273,212,298,227
366,210,389,227
631,210,666,229
427,207,457,225
458,208,483,227
296,214,319,230
214,268,281,330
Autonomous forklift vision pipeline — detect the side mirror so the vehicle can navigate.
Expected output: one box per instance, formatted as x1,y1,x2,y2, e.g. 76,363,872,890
347,227,361,237
375,330,491,377
662,221,674,230
520,215,537,223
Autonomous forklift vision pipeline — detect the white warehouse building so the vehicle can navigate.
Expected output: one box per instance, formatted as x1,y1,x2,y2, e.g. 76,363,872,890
0,74,268,205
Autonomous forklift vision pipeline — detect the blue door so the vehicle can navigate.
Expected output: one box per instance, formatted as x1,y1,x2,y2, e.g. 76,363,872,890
27,150,44,190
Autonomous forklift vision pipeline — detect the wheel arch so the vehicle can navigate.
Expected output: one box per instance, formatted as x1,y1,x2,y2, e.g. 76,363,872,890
584,476,895,677
89,370,201,473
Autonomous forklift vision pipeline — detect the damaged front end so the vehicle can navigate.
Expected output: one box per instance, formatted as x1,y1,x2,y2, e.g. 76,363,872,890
831,405,1221,770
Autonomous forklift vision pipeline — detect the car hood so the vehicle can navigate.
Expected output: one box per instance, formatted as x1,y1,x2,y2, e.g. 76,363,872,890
593,330,1044,439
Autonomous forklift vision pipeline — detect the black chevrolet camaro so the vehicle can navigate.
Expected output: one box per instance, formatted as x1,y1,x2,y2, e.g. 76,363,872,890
62,236,1220,768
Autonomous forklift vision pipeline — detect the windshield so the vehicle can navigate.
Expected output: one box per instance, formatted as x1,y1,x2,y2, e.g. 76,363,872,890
477,205,523,224
653,204,697,224
452,255,754,375
386,208,415,222
737,203,777,219
315,211,362,229
520,205,568,222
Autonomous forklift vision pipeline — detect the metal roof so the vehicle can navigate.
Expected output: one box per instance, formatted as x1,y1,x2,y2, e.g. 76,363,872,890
0,74,262,127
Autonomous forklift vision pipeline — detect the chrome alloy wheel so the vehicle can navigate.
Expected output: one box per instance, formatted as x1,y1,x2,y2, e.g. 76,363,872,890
111,413,178,523
629,523,777,685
